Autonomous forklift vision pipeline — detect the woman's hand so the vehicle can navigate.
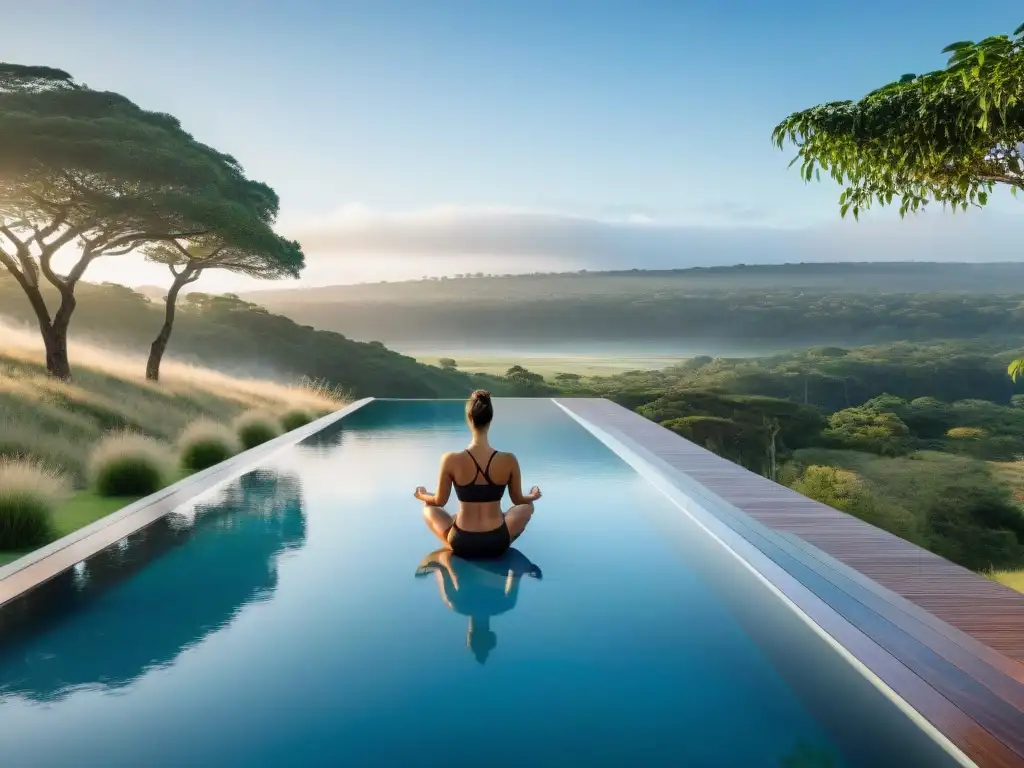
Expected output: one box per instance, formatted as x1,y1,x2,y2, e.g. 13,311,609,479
527,486,542,502
414,486,431,503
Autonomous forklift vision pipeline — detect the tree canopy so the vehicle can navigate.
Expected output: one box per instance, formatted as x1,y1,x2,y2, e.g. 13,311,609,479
0,62,300,379
772,22,1024,218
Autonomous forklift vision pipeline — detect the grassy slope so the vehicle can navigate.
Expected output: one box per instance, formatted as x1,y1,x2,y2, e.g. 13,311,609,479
0,277,509,399
989,570,1024,591
1,332,341,487
0,337,346,563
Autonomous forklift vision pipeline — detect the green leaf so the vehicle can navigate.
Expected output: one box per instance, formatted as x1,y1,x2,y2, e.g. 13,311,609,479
942,41,975,53
1009,359,1024,382
978,191,988,205
1014,22,1024,36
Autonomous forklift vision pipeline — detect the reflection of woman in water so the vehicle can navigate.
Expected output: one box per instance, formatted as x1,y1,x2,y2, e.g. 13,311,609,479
414,390,542,559
416,547,542,664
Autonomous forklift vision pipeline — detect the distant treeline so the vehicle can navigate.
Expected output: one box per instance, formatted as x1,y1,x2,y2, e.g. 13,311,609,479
256,288,1024,346
572,341,1024,412
250,262,1024,304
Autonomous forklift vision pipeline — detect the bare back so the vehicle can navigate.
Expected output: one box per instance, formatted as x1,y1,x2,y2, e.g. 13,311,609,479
443,449,525,531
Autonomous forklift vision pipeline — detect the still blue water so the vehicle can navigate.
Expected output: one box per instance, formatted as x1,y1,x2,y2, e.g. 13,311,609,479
0,399,956,767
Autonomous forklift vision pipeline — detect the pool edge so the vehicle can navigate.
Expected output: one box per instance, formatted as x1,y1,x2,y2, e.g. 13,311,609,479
552,398,977,768
0,397,375,609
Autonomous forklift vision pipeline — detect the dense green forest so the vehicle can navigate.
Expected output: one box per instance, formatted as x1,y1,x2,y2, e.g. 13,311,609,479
0,277,508,399
539,343,1024,574
244,263,1024,347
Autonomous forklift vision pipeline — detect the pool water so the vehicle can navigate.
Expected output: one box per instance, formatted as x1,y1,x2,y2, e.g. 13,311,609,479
0,399,959,767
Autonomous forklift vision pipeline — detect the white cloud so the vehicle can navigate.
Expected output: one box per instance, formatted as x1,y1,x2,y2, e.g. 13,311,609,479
281,203,1024,278
43,202,1024,291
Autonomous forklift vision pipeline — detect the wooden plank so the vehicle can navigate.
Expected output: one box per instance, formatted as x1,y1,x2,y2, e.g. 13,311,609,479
558,397,1024,663
556,397,1024,766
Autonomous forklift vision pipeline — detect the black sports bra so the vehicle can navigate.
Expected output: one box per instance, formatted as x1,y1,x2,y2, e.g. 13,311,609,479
453,450,507,503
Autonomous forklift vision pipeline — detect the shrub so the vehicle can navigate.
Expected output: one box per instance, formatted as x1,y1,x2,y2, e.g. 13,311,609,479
281,409,313,432
0,458,68,549
178,420,239,472
234,411,281,450
89,432,175,497
946,426,987,439
790,464,921,544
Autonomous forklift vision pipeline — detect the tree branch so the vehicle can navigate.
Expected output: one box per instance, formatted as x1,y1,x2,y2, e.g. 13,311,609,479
101,230,208,254
103,245,140,256
169,239,193,258
0,245,26,284
38,246,66,291
64,245,99,289
33,206,71,244
0,225,39,286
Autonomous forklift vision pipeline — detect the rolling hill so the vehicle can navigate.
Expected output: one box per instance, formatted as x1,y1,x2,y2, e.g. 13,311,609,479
239,263,1024,348
0,277,509,398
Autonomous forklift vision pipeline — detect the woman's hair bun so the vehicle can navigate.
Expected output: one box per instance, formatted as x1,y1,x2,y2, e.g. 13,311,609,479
467,389,494,428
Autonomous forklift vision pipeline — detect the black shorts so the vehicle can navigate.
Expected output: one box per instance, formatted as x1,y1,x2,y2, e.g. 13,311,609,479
447,521,511,559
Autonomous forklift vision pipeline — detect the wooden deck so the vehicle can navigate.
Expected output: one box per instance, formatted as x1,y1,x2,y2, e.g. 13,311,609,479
556,398,1024,767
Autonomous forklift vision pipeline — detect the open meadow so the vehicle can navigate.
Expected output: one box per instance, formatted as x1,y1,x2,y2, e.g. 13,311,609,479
404,349,686,377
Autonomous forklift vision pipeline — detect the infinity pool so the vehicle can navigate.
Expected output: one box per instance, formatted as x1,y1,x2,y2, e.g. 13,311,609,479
0,399,960,767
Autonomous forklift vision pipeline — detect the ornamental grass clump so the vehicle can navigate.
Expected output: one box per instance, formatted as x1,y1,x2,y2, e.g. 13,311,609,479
178,420,240,472
234,411,282,450
281,409,313,432
89,432,175,497
0,458,69,550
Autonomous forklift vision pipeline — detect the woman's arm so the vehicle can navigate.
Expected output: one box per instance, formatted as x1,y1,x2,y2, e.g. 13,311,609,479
415,453,454,506
507,454,541,505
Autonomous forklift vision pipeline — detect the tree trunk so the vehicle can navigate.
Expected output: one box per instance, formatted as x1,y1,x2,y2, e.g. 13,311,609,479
14,277,72,381
146,272,190,381
47,289,77,381
42,327,71,380
764,418,780,482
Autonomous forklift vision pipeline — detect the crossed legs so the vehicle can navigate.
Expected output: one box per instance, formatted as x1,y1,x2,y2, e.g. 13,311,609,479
422,505,455,546
421,502,535,547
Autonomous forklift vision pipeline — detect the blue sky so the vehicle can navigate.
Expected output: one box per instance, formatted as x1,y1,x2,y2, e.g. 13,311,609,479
9,1,1023,288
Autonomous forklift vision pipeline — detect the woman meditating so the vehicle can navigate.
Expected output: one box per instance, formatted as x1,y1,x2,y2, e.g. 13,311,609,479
414,390,541,558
